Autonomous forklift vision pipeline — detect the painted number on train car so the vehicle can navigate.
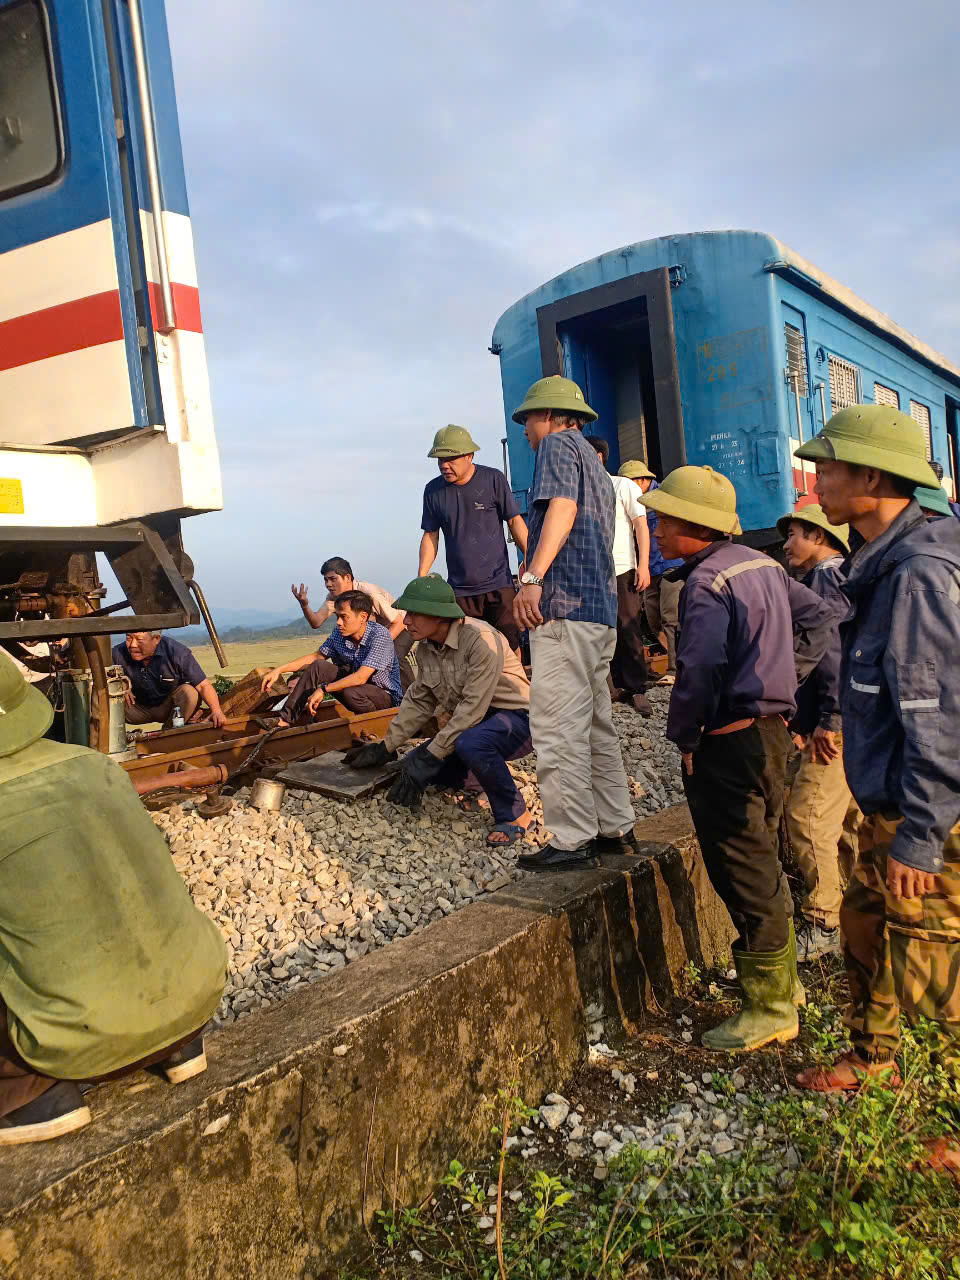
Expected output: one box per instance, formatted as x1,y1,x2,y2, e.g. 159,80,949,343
0,479,24,515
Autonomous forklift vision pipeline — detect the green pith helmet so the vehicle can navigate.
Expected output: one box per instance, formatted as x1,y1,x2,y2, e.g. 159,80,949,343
0,649,54,757
511,376,597,424
639,465,741,535
618,459,656,481
776,503,850,553
427,425,481,459
393,574,465,619
794,405,940,489
915,485,952,517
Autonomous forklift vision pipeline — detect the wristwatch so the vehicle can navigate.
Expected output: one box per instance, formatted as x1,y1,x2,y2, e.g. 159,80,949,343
520,571,544,587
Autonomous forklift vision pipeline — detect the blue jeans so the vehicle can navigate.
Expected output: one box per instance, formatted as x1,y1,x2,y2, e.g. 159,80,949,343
436,708,532,826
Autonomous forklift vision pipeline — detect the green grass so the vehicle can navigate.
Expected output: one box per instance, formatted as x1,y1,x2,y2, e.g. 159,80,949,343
187,636,321,681
347,1008,960,1280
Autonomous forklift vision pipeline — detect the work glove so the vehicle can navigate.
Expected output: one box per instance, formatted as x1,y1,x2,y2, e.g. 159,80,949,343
343,741,396,769
386,771,425,810
386,744,446,809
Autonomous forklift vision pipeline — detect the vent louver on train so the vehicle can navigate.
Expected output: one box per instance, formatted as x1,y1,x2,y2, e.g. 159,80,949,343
909,400,933,459
828,355,860,415
784,323,808,397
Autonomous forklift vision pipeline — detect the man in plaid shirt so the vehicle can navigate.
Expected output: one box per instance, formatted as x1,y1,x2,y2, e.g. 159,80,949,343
261,590,402,720
511,377,637,870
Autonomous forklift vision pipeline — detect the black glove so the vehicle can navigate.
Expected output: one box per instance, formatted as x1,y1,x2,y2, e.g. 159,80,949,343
386,771,425,809
400,743,447,789
343,741,396,769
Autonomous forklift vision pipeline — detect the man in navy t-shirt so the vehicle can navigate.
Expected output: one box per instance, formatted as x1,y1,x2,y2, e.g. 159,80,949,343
112,631,226,728
419,424,528,651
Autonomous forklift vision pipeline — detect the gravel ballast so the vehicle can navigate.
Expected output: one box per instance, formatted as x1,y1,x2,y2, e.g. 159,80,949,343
152,691,684,1025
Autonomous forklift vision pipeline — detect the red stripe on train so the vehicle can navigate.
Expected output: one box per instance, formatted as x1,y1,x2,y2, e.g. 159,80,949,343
0,285,203,371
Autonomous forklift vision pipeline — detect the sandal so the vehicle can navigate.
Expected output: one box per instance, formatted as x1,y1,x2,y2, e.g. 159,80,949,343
487,822,529,847
795,1052,902,1094
456,794,487,814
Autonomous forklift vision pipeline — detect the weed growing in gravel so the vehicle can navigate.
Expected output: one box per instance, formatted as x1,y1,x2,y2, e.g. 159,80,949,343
358,1018,960,1280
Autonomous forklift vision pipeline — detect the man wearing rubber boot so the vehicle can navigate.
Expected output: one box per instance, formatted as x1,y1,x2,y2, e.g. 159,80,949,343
343,577,534,849
641,468,836,1052
0,652,226,1144
792,408,960,1167
511,377,638,870
779,505,861,961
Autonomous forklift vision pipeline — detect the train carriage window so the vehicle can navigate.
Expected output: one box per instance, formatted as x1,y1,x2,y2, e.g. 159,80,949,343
828,355,860,415
784,323,808,397
874,382,900,409
0,0,63,202
909,400,933,459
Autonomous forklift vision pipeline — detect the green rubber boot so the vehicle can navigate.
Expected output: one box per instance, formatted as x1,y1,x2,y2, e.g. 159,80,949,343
702,942,799,1052
788,920,806,1008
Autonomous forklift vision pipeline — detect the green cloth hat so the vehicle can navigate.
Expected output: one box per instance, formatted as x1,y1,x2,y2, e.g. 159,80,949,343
639,465,741,535
393,574,465,619
0,649,54,757
915,485,952,517
794,405,940,489
428,425,481,459
618,459,656,481
776,503,850,553
512,376,597,424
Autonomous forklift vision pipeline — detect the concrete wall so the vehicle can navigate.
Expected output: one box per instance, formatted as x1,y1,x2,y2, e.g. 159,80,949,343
0,805,732,1279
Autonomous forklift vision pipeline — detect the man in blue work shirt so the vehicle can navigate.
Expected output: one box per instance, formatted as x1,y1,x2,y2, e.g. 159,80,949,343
113,631,226,728
511,376,637,871
793,408,960,1155
419,425,528,652
641,466,836,1053
262,591,402,721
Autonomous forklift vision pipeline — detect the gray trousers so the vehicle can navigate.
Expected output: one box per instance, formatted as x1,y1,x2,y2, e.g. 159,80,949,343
529,619,635,850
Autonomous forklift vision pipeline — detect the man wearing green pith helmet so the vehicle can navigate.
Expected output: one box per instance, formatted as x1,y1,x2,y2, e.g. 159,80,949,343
510,376,639,871
640,466,836,1053
419,424,528,652
792,406,960,1181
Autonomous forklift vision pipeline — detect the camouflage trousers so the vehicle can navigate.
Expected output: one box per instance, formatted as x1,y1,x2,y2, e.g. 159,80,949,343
841,813,960,1070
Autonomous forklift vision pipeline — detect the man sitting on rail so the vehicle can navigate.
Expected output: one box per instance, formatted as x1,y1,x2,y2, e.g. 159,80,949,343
291,556,415,690
0,651,227,1145
113,630,226,728
343,575,534,848
262,590,402,721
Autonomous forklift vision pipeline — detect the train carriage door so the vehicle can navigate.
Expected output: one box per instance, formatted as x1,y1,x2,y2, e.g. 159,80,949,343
781,304,815,502
0,0,151,445
945,398,960,501
534,269,685,475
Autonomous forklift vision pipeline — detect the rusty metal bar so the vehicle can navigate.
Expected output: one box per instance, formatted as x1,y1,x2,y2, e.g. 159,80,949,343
133,764,228,798
82,636,111,753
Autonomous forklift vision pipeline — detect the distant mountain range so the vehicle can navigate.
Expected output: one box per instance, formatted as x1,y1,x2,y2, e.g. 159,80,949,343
176,612,333,646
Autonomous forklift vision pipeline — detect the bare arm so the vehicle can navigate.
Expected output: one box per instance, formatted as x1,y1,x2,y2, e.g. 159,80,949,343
291,583,333,630
527,498,577,579
419,530,440,576
513,497,577,630
507,514,528,556
632,516,651,591
196,678,226,728
260,651,321,692
388,614,406,640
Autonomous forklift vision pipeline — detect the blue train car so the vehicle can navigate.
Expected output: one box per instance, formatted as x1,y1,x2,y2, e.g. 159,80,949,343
492,231,960,542
0,0,222,648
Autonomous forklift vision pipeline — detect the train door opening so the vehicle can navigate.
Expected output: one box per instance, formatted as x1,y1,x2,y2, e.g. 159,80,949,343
945,398,960,501
535,268,685,475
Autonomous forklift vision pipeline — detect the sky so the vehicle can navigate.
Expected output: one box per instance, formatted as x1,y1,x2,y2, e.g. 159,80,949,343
165,0,960,619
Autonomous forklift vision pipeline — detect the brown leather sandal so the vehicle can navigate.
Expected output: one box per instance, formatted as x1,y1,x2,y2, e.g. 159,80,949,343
795,1052,902,1093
